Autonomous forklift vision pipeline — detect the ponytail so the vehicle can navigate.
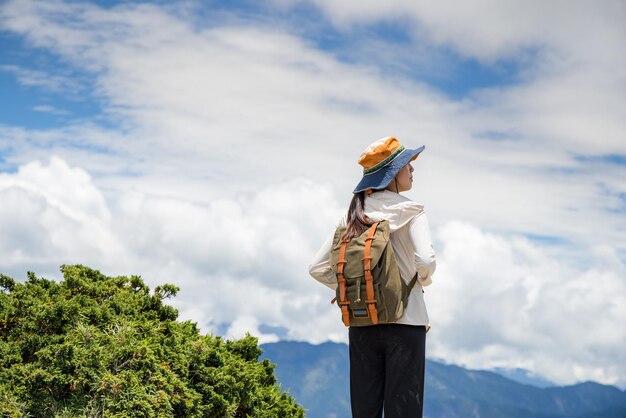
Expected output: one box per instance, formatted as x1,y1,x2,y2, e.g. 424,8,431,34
342,191,374,241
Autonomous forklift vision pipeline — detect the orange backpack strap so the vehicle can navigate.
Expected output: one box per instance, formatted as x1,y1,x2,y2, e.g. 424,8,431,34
337,238,350,327
363,222,379,325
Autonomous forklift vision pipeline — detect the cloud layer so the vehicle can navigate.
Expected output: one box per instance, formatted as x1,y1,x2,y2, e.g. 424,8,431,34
1,0,625,387
429,221,626,385
2,156,624,386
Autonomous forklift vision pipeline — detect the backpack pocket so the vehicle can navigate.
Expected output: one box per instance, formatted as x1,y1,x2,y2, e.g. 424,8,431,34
340,277,390,324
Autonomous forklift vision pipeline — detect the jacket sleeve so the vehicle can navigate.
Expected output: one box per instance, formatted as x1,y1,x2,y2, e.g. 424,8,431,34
409,212,436,287
308,233,337,291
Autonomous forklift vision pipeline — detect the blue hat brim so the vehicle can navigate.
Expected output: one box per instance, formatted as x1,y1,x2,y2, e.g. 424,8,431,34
353,145,425,194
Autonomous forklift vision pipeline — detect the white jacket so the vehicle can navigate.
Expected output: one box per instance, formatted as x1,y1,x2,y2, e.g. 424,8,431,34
309,190,436,326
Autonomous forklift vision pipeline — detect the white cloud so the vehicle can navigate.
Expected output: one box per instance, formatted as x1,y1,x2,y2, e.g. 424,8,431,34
300,1,626,154
427,221,626,386
0,156,123,278
0,154,347,342
32,105,70,116
305,1,626,63
110,175,349,344
0,64,83,94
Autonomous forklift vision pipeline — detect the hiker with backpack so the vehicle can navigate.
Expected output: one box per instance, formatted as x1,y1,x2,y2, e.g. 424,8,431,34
309,136,436,418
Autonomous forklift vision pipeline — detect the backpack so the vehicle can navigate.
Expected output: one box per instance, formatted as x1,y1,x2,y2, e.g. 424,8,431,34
330,220,417,327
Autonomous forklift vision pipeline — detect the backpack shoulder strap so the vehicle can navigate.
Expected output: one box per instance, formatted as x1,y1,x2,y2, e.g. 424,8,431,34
336,237,350,327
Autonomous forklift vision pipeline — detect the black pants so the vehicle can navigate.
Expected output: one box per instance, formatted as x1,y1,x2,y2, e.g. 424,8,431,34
349,324,426,418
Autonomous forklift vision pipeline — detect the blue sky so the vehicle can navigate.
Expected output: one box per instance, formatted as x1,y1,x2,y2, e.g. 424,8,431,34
1,0,625,388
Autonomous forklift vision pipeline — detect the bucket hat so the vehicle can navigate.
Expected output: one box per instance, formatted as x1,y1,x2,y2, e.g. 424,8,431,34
353,136,425,194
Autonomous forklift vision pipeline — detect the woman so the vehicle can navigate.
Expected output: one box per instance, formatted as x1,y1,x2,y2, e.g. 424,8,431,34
309,136,436,418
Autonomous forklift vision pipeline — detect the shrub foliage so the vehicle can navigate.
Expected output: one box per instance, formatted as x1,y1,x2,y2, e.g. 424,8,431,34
0,265,304,417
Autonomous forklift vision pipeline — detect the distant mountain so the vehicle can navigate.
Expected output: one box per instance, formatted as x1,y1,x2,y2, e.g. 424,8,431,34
260,341,626,418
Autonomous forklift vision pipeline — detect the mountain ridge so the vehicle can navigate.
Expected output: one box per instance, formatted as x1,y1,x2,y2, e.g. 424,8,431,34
260,341,626,418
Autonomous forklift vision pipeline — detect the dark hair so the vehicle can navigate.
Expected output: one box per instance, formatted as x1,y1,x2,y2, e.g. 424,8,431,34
342,191,374,241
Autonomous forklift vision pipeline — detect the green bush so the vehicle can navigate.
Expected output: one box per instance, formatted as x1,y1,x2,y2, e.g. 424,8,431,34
0,265,304,417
